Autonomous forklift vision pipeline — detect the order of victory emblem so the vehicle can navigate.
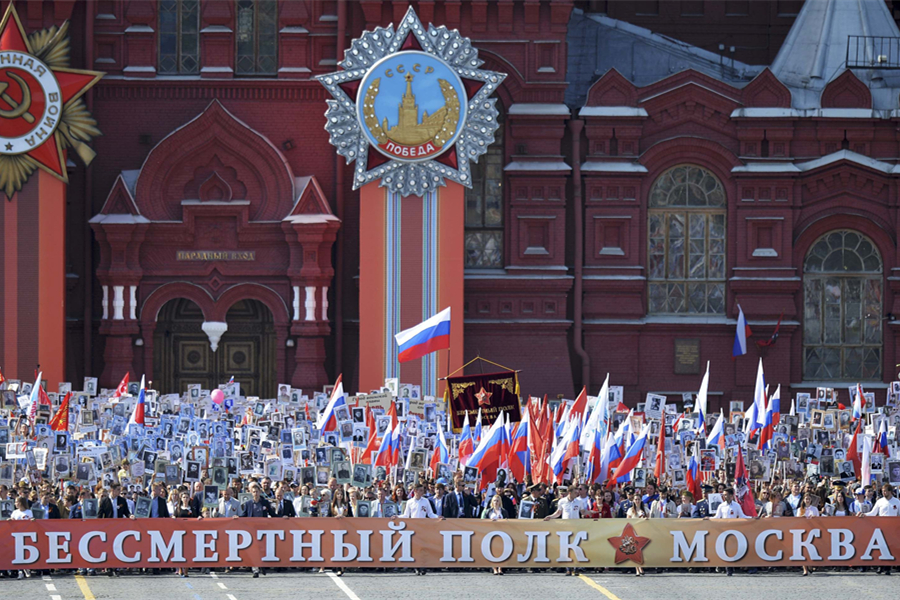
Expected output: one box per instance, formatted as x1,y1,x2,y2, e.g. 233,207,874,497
316,7,505,197
0,4,103,197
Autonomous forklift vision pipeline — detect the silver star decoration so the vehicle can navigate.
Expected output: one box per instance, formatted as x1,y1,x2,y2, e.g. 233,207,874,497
315,7,506,197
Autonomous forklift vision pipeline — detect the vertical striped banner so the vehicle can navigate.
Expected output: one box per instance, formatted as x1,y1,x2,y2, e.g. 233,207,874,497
421,190,438,397
358,181,464,396
0,170,66,386
383,190,402,380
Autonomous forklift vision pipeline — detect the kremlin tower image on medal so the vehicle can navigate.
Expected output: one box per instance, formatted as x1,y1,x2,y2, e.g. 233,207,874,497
383,72,452,147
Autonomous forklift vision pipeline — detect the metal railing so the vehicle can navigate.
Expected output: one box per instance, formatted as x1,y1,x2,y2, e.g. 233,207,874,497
846,35,900,69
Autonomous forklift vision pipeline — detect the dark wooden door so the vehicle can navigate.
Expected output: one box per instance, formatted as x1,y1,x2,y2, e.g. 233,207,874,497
153,298,276,397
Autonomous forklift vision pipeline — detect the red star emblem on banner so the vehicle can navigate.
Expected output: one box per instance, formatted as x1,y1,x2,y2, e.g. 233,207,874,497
475,386,492,407
607,523,651,565
0,4,102,182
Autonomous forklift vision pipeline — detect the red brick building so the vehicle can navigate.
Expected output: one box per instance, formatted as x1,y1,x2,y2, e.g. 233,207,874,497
30,0,900,411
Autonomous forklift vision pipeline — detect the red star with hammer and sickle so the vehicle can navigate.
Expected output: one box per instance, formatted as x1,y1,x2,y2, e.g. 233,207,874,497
475,386,492,407
607,522,651,565
0,5,102,181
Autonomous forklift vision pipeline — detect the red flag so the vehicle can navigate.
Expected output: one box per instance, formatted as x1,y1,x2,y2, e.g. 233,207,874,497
49,392,71,431
113,373,130,398
360,407,379,464
569,386,588,423
0,367,5,385
38,385,52,406
653,424,666,480
734,449,756,516
538,399,553,484
527,397,543,481
755,312,783,348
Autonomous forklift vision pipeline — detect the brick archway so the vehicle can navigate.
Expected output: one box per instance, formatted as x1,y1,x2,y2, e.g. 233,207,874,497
212,283,291,326
93,101,340,391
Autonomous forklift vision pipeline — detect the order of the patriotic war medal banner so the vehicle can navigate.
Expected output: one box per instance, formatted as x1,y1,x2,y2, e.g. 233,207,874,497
316,7,505,197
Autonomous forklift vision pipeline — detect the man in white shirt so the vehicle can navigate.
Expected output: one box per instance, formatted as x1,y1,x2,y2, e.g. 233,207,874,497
861,484,900,517
859,484,900,574
401,484,443,519
544,487,587,575
544,486,587,521
712,488,752,520
398,484,444,575
10,497,33,580
710,488,752,576
785,482,803,516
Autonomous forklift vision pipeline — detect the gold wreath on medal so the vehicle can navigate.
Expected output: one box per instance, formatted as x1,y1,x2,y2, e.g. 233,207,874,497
361,73,460,149
0,4,103,197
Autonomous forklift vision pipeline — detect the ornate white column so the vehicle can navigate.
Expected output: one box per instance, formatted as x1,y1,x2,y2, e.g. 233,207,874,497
101,285,109,320
112,285,125,320
129,285,138,320
304,286,316,321
321,286,329,321
292,286,301,321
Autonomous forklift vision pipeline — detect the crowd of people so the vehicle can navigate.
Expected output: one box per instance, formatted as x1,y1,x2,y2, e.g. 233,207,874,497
1,369,899,579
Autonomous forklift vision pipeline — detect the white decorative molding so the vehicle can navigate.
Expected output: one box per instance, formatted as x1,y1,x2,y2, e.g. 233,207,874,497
112,286,125,320
321,286,329,321
752,248,779,257
101,285,108,320
129,286,137,320
292,286,301,321
304,286,316,321
201,322,228,352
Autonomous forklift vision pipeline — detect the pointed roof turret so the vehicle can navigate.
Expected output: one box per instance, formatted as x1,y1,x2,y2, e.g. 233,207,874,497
771,0,900,109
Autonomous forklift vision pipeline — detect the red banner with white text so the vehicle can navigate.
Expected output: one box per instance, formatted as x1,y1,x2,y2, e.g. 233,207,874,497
1,517,898,569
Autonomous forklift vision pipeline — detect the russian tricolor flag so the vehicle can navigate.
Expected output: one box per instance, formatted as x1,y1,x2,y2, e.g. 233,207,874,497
732,304,752,358
467,412,507,489
395,307,451,363
875,418,890,456
508,410,530,482
757,385,778,451
606,424,650,488
459,414,474,464
316,375,346,432
373,421,398,468
706,409,726,450
129,375,146,426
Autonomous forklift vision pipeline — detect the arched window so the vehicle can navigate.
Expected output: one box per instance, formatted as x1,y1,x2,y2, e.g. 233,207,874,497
236,0,278,76
803,230,883,380
647,164,726,314
159,0,199,75
464,111,504,268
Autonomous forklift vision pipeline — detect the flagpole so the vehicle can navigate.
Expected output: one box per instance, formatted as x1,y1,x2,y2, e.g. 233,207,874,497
446,345,451,401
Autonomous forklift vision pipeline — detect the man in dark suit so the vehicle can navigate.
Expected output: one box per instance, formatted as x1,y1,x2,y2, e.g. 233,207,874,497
189,481,204,517
147,483,170,575
149,483,170,518
36,490,62,519
271,488,295,518
99,483,132,577
98,483,131,519
431,482,459,518
452,483,479,518
450,483,468,518
238,482,273,577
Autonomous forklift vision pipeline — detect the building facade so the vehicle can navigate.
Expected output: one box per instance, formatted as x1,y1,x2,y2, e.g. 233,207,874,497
37,0,900,411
